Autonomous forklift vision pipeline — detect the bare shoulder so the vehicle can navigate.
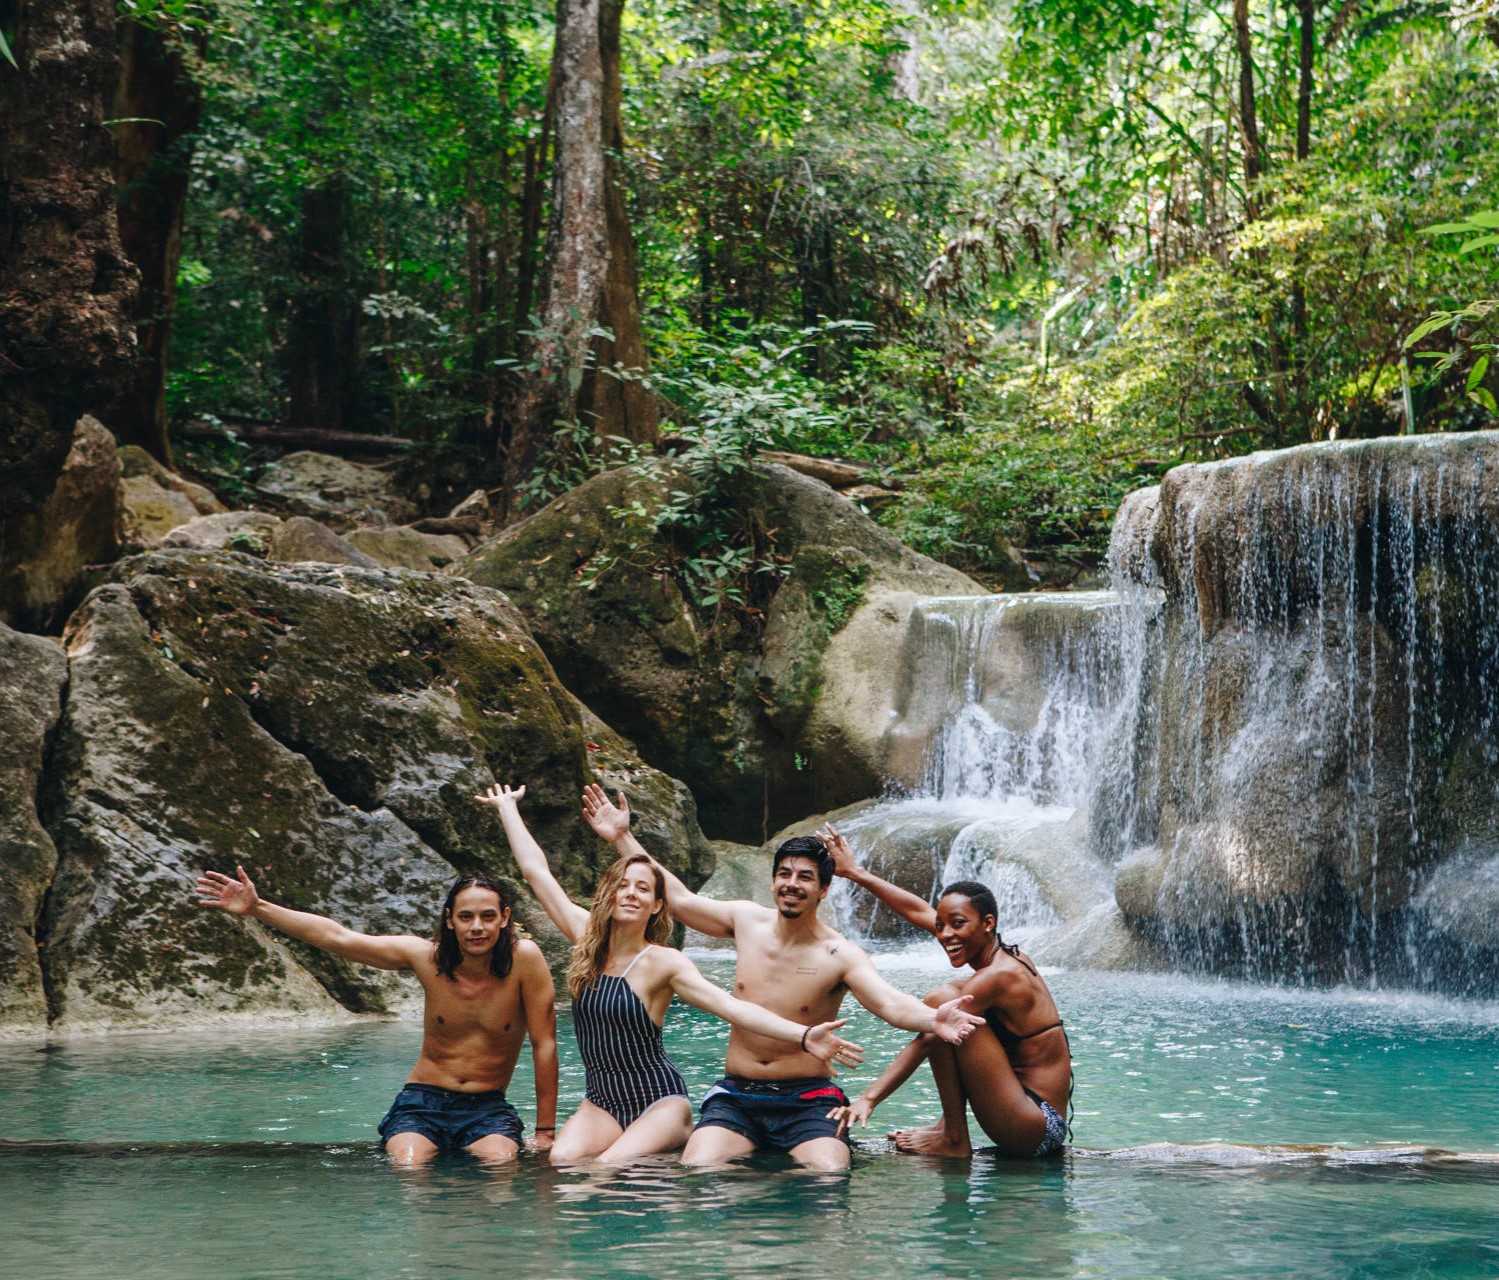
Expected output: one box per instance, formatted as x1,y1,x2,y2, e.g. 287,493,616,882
732,898,779,925
820,928,868,973
722,899,779,936
513,937,550,976
976,954,1038,1005
649,942,691,970
390,934,438,970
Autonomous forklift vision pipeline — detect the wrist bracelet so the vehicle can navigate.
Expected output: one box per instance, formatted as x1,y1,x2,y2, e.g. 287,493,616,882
800,1026,810,1052
535,1126,556,1132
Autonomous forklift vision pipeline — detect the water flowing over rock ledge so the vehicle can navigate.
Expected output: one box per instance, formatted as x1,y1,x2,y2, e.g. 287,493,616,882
1106,433,1499,992
829,433,1499,997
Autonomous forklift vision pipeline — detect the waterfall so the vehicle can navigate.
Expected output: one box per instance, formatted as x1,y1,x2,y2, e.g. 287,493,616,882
838,433,1499,996
1106,435,1499,994
831,593,1129,947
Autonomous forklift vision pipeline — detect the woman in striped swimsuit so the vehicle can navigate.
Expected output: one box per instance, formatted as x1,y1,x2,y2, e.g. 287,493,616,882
478,783,863,1164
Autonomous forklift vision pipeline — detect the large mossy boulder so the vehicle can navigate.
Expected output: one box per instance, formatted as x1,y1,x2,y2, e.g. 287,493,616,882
457,461,985,840
20,552,710,1035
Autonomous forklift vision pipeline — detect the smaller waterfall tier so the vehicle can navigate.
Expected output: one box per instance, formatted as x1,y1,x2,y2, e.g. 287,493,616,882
830,592,1134,960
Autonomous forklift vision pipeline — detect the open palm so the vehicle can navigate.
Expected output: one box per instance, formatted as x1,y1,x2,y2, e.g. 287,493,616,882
195,866,259,916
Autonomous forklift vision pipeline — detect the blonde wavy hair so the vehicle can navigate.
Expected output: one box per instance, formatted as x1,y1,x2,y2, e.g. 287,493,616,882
566,852,673,999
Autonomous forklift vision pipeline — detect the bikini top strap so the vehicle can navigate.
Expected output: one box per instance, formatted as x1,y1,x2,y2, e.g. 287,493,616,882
998,937,1039,978
617,945,651,979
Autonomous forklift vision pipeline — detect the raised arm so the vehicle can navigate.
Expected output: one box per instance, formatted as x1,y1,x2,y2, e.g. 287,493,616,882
839,944,983,1043
822,824,938,934
477,783,589,942
661,952,863,1071
582,784,740,937
516,940,559,1151
194,866,425,970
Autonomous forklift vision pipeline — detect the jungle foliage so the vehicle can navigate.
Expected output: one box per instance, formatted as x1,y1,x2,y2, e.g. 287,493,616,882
140,0,1499,578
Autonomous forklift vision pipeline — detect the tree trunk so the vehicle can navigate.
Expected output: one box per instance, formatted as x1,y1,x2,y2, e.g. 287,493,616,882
1296,0,1315,163
502,0,656,513
580,0,658,446
285,179,359,432
111,17,205,467
1232,0,1263,222
510,62,556,351
0,0,138,544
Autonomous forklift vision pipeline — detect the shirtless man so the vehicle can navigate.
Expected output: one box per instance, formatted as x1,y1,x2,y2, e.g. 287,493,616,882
195,866,558,1165
581,785,982,1171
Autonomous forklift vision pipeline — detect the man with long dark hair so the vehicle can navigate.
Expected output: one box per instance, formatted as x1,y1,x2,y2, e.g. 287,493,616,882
195,865,558,1164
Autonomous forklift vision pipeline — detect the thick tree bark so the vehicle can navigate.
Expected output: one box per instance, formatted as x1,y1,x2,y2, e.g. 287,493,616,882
1232,0,1263,222
111,17,205,466
0,0,138,549
502,0,656,514
580,0,657,445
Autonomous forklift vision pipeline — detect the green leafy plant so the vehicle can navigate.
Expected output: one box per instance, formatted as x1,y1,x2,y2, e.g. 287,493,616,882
1406,211,1499,416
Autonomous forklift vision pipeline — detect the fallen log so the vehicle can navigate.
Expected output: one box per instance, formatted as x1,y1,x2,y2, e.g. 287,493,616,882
409,514,484,537
181,418,415,456
657,436,899,490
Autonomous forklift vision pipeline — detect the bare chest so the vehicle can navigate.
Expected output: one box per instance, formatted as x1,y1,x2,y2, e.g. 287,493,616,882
423,976,524,1043
733,934,846,1017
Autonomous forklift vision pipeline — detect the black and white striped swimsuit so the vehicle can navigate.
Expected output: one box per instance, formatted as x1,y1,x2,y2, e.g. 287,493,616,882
573,946,689,1127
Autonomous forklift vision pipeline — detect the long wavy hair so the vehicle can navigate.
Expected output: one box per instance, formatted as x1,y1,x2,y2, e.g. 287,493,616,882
566,852,672,999
433,874,516,980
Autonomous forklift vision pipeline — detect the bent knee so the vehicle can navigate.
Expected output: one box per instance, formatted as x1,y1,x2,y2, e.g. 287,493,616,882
922,982,965,1007
549,1140,596,1165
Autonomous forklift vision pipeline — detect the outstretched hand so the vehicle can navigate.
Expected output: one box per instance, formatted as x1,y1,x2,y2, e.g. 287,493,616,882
801,1019,865,1074
931,994,985,1045
817,824,858,879
826,1095,874,1138
195,866,260,916
475,782,526,817
582,783,631,844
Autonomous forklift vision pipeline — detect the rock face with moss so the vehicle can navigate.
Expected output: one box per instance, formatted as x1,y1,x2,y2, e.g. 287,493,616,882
8,551,710,1035
0,628,68,1032
458,461,985,840
0,416,122,632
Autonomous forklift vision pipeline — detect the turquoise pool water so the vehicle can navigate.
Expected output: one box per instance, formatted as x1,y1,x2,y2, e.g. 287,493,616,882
2,962,1496,1279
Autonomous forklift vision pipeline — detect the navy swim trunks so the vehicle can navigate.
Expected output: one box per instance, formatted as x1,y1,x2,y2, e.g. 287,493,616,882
377,1083,524,1154
696,1075,851,1151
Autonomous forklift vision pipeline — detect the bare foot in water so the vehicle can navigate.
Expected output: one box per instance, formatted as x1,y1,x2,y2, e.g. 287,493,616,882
889,1123,972,1157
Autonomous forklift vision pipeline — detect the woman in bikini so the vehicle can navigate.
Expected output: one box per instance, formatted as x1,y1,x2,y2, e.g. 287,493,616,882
476,784,863,1164
822,826,1071,1158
